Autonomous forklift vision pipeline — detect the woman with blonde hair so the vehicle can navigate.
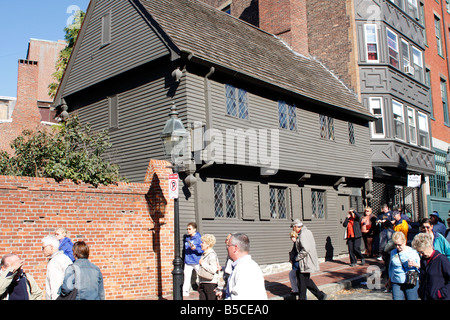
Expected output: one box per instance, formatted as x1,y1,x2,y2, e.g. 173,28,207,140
198,234,220,300
388,231,420,300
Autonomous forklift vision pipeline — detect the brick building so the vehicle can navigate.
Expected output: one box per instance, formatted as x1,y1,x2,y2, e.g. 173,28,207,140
213,0,437,219
0,39,66,154
422,0,450,217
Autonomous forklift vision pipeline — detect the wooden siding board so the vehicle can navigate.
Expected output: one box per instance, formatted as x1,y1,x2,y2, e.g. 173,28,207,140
64,0,171,96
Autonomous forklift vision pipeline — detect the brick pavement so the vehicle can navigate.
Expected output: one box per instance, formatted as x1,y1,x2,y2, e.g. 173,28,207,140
182,256,385,300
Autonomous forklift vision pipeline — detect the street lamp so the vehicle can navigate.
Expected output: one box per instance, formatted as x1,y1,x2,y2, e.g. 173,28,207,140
160,102,188,301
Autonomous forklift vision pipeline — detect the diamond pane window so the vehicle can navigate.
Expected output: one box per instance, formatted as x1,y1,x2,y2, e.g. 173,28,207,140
311,190,325,219
319,114,335,140
269,186,287,219
226,84,248,120
225,84,237,117
214,181,237,218
278,101,296,131
348,122,355,145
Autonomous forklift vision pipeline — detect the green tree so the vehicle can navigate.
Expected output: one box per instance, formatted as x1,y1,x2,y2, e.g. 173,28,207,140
0,116,125,186
48,10,85,98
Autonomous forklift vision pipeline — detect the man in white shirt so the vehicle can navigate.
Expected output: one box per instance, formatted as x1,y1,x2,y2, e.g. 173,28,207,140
42,235,73,300
217,233,267,300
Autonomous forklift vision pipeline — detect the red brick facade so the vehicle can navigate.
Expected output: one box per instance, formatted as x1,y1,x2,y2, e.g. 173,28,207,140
424,0,450,144
0,159,175,300
0,60,44,154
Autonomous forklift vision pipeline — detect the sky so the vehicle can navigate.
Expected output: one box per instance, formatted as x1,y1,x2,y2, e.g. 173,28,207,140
0,0,91,98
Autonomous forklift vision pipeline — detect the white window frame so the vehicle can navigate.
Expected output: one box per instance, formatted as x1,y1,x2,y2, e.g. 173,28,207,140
401,39,411,74
392,100,405,141
407,0,419,20
369,97,385,138
387,28,399,68
417,112,430,148
365,24,379,63
407,107,417,145
412,46,424,82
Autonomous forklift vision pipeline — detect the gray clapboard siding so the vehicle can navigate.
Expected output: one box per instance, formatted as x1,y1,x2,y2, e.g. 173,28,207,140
64,0,171,97
187,75,372,179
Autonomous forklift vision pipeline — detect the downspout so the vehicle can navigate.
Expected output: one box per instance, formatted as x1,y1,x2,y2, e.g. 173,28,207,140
200,66,216,170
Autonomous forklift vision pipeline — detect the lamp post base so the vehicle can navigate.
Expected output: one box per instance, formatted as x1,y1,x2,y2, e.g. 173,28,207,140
172,256,184,300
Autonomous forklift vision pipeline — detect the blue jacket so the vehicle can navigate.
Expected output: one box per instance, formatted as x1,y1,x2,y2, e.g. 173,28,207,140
433,231,450,261
418,251,450,300
183,232,203,264
59,237,75,262
59,258,105,300
389,246,420,284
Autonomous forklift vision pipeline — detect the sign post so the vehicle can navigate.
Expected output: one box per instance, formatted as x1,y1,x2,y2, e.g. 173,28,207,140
169,173,179,199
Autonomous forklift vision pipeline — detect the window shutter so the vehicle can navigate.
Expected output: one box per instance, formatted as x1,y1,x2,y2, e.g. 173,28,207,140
195,179,215,219
241,183,255,220
290,187,302,220
302,187,313,221
258,184,271,220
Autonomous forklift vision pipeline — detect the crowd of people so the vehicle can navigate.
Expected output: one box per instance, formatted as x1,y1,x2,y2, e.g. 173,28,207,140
3,207,450,301
342,204,450,300
0,227,104,300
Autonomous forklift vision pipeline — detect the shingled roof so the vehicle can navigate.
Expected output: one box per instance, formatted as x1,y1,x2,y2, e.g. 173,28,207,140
138,0,373,119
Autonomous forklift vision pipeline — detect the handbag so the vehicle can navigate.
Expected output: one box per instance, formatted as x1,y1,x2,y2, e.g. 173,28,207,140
198,252,216,281
397,253,419,287
56,265,78,300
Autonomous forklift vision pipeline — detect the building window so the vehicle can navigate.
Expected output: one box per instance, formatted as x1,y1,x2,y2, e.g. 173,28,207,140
319,115,335,140
101,11,112,47
225,84,249,120
393,100,405,140
311,190,325,219
401,39,411,74
365,24,379,62
407,107,417,144
418,112,430,148
412,46,424,82
387,28,399,68
214,181,237,218
435,16,443,56
429,150,450,198
369,97,385,138
407,0,419,20
269,186,287,219
348,122,355,144
278,101,297,131
441,79,450,125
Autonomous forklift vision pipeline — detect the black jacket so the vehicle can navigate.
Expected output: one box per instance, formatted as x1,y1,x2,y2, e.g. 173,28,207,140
343,211,362,239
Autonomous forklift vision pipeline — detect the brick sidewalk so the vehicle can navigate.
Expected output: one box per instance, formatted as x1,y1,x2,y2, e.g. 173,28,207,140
182,256,385,300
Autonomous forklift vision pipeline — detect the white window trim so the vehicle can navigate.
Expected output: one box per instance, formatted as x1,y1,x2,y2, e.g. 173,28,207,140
407,107,417,145
387,28,399,68
369,97,385,138
392,100,405,141
364,24,379,63
412,46,423,81
401,39,411,73
417,111,430,148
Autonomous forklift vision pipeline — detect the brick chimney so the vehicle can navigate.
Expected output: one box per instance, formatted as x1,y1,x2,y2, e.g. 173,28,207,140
259,0,309,56
13,59,42,125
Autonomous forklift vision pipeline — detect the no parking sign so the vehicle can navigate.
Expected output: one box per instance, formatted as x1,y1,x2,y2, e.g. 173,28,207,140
169,174,179,199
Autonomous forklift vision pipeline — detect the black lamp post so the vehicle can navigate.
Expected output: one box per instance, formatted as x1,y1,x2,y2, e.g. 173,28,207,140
160,102,188,301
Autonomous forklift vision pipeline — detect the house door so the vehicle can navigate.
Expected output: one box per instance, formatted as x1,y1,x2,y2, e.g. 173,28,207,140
337,195,350,254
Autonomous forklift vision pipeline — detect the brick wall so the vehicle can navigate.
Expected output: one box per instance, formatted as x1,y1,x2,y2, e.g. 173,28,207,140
259,0,309,56
306,0,358,92
0,159,175,300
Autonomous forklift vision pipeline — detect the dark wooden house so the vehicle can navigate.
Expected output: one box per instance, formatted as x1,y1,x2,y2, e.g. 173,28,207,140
53,0,375,266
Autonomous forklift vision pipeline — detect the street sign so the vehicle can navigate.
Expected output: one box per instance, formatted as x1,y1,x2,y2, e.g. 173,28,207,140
169,173,179,199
